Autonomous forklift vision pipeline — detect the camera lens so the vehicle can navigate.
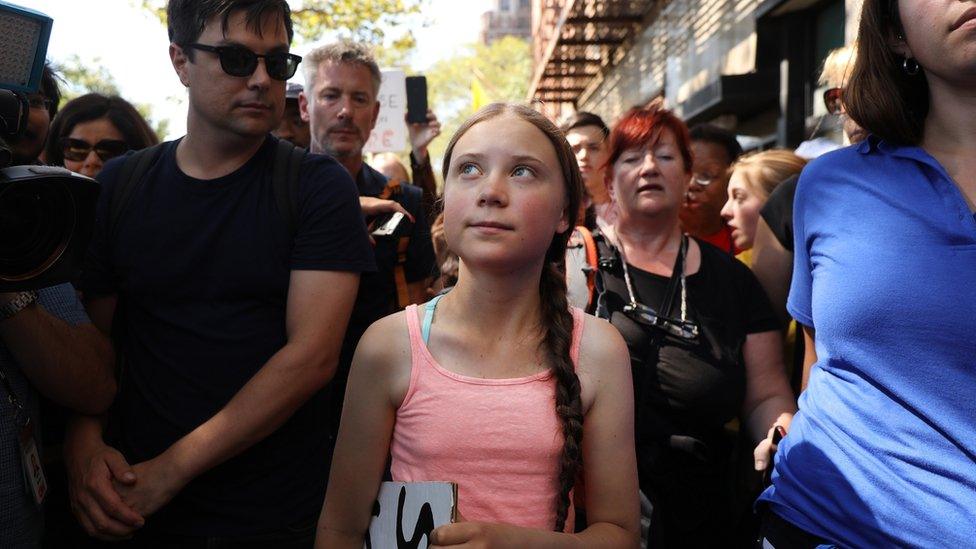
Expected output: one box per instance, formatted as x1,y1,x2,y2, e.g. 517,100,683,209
0,179,75,283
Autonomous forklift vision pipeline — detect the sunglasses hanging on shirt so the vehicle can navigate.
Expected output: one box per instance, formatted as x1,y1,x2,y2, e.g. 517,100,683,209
183,43,302,81
617,235,700,341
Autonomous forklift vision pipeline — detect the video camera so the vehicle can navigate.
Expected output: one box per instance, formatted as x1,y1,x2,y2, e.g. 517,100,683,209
0,2,100,292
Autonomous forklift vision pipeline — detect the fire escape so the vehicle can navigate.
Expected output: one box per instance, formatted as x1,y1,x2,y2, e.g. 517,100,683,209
528,0,657,117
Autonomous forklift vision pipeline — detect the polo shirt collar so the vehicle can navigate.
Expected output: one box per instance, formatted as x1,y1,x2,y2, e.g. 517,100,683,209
858,134,948,176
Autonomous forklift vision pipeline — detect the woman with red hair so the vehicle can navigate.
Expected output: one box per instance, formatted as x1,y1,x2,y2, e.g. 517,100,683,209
589,105,796,545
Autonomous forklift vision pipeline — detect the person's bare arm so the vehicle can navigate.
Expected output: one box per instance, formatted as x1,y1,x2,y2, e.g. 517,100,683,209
63,293,144,540
750,218,793,326
84,295,117,337
429,317,640,549
741,330,797,471
569,317,640,547
316,313,410,548
115,269,360,516
800,325,817,392
360,196,412,220
65,414,143,540
0,292,115,414
407,109,442,220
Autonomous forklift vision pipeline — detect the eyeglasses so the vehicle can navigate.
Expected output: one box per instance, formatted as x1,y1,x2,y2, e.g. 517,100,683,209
61,137,128,162
184,43,302,81
27,95,52,111
823,87,844,115
691,173,720,186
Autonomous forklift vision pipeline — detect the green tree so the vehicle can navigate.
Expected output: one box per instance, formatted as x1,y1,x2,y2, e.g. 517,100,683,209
424,36,534,167
136,0,427,65
57,55,120,97
54,55,170,141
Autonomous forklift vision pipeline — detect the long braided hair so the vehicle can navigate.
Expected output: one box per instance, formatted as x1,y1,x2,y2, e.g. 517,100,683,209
441,103,584,531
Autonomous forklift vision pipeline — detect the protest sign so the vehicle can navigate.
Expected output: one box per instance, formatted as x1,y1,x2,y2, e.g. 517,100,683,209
365,69,407,153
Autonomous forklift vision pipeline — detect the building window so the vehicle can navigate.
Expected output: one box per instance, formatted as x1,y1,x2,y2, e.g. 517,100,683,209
500,0,511,12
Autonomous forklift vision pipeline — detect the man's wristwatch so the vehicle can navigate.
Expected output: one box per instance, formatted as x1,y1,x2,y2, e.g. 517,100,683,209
0,291,38,321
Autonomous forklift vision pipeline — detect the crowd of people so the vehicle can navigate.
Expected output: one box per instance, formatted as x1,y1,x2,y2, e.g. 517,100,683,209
1,0,973,548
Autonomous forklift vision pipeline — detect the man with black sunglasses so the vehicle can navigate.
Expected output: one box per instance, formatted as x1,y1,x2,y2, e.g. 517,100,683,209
65,1,375,547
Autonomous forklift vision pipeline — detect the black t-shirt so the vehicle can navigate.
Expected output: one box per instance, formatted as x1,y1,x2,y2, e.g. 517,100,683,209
760,174,799,252
597,237,778,538
80,136,375,537
758,174,805,393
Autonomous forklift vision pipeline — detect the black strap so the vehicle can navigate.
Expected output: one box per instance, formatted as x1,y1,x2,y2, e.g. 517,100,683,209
592,232,687,319
657,235,687,318
112,139,305,242
110,143,166,240
397,183,422,223
272,139,305,239
591,231,614,317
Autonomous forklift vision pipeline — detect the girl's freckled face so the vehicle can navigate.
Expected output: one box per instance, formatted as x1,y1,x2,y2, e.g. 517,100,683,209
443,114,569,270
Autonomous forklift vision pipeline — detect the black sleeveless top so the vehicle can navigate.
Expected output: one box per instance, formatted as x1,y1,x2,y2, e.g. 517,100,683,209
596,235,779,544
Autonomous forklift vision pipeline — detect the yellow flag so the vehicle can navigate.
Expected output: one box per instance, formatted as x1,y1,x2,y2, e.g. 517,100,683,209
471,78,487,111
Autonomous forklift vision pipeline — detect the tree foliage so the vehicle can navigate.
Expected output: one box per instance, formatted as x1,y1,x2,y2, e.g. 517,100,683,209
54,55,170,141
291,0,423,45
57,56,120,97
135,0,426,64
424,36,534,165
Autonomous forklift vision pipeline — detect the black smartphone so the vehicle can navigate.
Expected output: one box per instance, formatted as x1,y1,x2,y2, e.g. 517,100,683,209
405,75,428,124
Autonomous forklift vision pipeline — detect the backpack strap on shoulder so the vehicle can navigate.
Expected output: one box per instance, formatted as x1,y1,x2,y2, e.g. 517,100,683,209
567,226,600,311
272,139,305,240
590,229,618,318
109,143,166,240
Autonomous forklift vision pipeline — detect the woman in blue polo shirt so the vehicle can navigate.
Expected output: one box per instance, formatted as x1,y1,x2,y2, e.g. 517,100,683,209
757,0,976,547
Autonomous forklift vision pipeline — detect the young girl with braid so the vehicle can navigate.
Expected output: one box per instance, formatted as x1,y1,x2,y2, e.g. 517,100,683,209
315,103,640,548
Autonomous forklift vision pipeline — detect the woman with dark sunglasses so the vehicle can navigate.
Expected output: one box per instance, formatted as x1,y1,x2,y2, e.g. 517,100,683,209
43,93,158,178
583,105,795,547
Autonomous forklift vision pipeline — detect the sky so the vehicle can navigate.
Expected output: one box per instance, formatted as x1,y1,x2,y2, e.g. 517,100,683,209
19,0,492,139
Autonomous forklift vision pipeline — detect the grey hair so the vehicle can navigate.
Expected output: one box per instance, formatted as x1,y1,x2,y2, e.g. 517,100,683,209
302,40,382,95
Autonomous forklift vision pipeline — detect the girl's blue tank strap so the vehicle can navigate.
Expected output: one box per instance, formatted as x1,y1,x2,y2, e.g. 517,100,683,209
421,294,444,344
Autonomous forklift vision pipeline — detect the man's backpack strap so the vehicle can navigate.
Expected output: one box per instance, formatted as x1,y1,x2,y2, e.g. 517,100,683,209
575,226,599,309
591,230,618,318
110,140,306,241
272,139,306,240
106,143,165,396
109,143,166,239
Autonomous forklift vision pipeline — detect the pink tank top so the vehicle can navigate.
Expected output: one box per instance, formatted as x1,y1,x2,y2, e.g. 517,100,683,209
390,303,584,532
